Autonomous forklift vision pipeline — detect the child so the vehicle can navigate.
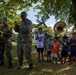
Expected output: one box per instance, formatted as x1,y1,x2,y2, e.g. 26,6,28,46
36,28,45,61
61,36,69,64
69,32,76,65
46,35,52,62
50,37,60,64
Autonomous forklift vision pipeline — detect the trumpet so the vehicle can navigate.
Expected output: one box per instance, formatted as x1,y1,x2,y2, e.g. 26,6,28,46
14,21,20,32
0,31,3,36
72,22,76,34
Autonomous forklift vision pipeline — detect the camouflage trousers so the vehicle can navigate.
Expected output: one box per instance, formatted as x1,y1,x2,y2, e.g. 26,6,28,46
0,48,4,64
4,41,12,63
17,42,33,65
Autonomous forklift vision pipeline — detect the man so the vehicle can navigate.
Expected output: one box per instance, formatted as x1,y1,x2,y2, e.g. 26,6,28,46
0,17,12,68
0,32,5,66
14,11,33,70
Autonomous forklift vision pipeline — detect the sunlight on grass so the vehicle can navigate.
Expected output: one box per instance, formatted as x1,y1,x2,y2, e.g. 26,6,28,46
42,68,53,72
29,72,37,75
55,66,72,73
0,42,76,75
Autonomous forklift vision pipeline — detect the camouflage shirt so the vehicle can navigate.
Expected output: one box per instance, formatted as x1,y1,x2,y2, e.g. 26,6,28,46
0,24,12,41
17,18,32,43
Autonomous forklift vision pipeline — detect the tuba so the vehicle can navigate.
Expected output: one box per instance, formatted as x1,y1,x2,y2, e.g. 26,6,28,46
54,21,67,36
72,22,76,34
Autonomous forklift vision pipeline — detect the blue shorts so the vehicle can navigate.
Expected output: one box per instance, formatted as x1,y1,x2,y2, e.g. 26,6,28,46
47,50,51,55
70,50,76,57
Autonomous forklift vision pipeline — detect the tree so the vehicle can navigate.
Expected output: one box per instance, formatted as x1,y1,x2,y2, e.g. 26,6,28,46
32,0,76,27
0,0,32,26
33,23,54,35
0,0,76,28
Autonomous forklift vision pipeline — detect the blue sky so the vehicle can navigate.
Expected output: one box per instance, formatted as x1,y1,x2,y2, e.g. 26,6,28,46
18,7,56,27
28,8,56,27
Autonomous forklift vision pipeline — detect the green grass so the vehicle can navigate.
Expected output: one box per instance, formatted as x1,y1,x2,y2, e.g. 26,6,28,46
0,42,76,75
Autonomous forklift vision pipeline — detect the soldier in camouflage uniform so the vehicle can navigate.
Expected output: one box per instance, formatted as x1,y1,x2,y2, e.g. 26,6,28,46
0,32,5,66
14,11,33,70
0,17,12,68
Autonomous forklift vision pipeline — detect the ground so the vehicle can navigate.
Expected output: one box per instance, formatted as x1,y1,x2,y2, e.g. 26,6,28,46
0,42,76,75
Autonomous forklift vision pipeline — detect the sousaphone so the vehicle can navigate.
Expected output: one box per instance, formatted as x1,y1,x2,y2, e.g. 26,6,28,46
72,22,76,33
54,21,67,36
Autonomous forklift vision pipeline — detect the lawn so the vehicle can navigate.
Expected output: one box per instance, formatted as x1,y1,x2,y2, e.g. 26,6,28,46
0,42,76,75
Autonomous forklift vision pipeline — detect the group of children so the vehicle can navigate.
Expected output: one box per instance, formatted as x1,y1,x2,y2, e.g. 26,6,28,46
36,27,76,64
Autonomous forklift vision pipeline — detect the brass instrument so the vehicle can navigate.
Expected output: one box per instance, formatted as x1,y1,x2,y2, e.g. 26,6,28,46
14,21,20,32
72,22,76,34
0,31,3,36
54,21,67,36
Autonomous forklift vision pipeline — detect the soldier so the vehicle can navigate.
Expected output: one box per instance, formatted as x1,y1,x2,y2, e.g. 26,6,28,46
14,11,33,70
0,32,5,66
0,17,12,68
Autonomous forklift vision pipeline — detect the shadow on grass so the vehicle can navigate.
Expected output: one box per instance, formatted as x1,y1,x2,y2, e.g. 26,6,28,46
0,43,76,75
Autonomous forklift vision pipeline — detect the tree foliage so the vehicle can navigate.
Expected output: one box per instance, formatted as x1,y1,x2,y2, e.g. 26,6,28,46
0,0,32,26
33,23,54,35
32,0,76,27
0,0,76,28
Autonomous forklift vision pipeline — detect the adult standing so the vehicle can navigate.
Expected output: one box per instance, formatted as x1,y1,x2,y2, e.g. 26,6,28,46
0,17,12,68
14,11,33,70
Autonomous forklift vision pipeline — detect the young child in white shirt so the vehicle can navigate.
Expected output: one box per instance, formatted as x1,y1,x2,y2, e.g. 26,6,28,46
36,28,45,61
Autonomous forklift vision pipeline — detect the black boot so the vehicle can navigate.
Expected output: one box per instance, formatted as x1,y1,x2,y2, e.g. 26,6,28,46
27,64,33,70
0,56,4,66
8,62,12,68
0,61,4,66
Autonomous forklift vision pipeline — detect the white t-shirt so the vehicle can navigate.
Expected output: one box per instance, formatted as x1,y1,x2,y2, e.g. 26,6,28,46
36,33,45,48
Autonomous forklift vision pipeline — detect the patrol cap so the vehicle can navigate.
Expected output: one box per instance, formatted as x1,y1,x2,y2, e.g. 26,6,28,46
21,11,27,15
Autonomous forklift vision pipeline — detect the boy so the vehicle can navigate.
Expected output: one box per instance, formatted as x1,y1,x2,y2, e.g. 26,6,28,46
36,28,45,61
69,32,76,65
46,35,52,62
61,36,69,64
50,37,60,64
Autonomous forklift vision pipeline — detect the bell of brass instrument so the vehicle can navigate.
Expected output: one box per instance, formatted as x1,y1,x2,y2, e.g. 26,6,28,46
54,21,67,36
72,22,76,34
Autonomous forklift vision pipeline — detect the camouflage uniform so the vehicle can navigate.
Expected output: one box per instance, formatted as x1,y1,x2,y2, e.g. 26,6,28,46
16,19,33,66
0,24,12,66
0,34,5,65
